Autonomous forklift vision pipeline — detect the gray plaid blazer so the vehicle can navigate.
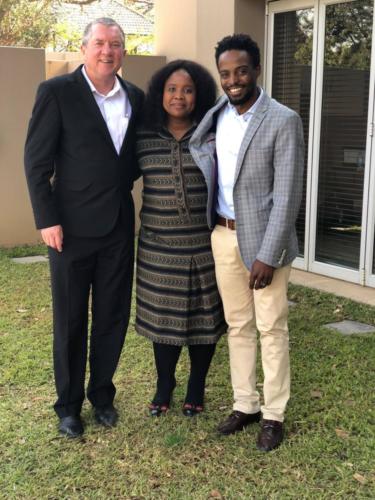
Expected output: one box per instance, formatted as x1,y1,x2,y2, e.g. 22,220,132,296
190,90,304,270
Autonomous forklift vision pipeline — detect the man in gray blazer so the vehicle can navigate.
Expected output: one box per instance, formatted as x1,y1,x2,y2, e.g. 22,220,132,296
190,34,304,451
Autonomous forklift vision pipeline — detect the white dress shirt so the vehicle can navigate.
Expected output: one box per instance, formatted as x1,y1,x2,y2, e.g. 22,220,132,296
82,66,132,154
216,88,263,219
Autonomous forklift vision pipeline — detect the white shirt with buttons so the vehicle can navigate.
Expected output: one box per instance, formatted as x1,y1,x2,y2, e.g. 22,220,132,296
82,66,132,154
216,88,263,219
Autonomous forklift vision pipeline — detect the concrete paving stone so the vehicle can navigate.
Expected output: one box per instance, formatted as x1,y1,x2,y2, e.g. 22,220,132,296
324,320,375,336
12,255,48,264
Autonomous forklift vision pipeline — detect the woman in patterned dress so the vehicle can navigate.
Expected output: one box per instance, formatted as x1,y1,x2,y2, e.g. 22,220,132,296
136,60,226,416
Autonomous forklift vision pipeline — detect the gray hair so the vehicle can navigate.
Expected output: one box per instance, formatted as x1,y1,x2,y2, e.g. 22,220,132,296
82,18,125,47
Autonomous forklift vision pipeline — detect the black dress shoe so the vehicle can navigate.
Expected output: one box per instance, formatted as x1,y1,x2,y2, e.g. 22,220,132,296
217,410,261,435
58,416,84,438
94,405,118,427
256,419,284,451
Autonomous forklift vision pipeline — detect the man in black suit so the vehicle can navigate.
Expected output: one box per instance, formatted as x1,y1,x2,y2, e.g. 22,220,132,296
24,18,144,438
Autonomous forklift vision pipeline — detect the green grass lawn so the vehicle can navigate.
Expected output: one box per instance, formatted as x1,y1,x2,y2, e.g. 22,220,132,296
0,245,374,499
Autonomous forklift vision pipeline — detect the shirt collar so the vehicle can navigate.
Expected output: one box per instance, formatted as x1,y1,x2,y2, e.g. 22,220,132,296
228,87,263,121
82,66,122,98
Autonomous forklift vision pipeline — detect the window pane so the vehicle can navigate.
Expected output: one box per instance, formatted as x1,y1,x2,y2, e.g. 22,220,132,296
272,9,314,257
316,0,372,269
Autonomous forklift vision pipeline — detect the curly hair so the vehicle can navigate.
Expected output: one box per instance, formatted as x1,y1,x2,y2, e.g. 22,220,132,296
142,59,217,130
215,34,260,68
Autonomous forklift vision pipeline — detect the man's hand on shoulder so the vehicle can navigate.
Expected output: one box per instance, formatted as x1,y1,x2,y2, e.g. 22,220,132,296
41,225,63,252
249,259,274,290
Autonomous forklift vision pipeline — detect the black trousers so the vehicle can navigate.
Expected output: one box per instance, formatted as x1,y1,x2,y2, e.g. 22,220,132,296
48,221,134,418
152,342,216,406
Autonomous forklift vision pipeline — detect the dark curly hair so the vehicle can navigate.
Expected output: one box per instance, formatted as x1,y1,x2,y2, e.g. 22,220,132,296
215,34,260,68
141,59,217,130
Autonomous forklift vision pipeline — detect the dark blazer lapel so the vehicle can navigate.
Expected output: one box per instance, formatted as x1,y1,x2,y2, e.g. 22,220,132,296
122,79,138,117
118,77,139,155
74,66,118,155
234,92,270,185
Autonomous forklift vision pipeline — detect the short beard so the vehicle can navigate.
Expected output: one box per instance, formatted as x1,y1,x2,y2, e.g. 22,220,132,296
226,86,257,107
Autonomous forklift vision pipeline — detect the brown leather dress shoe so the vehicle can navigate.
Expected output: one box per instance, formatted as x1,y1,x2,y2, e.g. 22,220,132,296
256,419,284,451
217,410,261,435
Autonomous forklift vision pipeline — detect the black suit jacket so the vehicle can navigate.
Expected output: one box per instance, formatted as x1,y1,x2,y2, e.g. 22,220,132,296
24,65,144,237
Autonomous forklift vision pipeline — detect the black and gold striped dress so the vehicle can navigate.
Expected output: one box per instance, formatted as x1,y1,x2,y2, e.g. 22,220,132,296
135,128,226,346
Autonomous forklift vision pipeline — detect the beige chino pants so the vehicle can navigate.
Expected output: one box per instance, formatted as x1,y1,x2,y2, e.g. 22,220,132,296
211,224,291,422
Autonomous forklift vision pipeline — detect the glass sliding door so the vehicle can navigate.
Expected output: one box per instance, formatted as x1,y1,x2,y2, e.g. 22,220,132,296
271,6,315,258
314,0,373,270
267,0,375,285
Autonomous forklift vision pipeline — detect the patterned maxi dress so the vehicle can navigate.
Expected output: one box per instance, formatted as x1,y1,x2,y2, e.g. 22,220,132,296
135,128,226,346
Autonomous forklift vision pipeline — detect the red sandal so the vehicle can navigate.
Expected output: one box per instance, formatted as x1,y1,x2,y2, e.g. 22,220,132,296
182,403,204,417
149,403,169,417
